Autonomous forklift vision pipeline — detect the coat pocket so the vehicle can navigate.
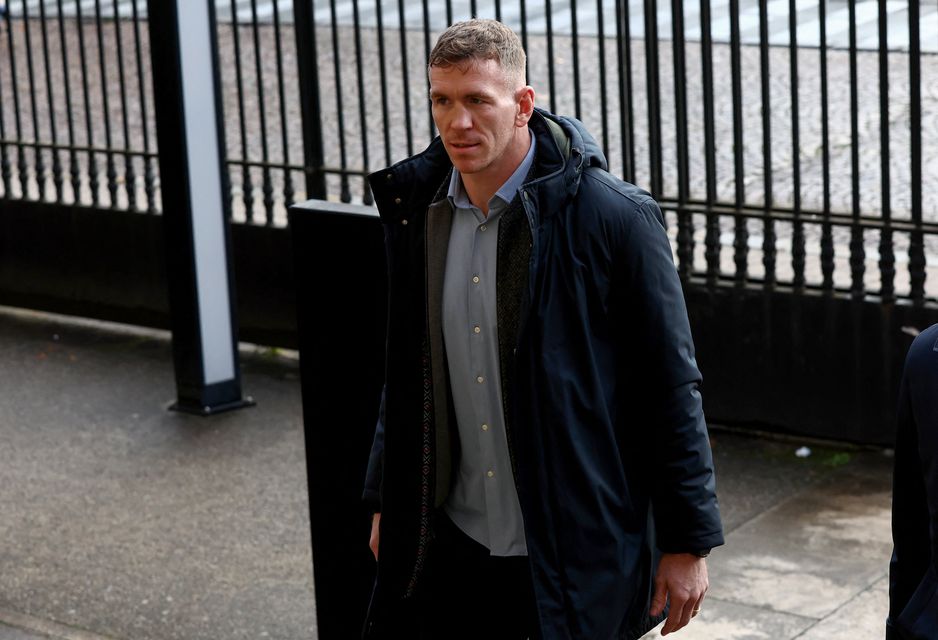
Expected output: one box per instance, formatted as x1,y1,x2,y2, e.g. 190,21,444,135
896,563,938,640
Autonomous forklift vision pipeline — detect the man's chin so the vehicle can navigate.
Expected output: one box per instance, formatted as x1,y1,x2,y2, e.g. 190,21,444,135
449,160,482,175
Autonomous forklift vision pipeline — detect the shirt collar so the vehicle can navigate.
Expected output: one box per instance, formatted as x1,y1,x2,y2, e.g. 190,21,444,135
447,130,536,212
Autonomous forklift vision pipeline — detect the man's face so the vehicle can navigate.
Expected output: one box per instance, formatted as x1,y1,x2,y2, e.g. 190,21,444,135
429,58,530,180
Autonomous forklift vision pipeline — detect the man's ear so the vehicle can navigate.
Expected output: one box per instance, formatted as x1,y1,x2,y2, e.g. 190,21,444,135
515,86,535,126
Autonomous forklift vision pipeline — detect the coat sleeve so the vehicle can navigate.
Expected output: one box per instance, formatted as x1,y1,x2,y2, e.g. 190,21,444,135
889,325,938,632
362,385,386,513
617,199,724,554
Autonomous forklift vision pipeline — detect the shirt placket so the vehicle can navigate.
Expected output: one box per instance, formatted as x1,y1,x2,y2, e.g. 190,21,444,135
469,206,503,549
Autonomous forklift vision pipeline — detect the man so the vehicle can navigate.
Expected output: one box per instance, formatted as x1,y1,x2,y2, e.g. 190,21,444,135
888,324,938,640
363,19,723,640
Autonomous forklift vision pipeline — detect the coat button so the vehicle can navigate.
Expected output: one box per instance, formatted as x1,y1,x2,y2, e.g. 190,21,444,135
394,197,402,204
401,219,408,225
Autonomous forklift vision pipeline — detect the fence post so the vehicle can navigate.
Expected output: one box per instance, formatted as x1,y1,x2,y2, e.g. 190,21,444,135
294,0,328,200
147,0,253,415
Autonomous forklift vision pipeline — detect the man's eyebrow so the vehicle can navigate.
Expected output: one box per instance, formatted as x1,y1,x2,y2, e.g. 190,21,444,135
428,89,495,100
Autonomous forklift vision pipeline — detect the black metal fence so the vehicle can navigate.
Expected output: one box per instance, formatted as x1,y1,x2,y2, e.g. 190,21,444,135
2,0,936,304
0,0,158,211
298,0,938,304
1,0,936,442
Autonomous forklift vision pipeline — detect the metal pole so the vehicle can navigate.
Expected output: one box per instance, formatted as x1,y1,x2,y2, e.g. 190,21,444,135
147,0,253,415
294,0,328,200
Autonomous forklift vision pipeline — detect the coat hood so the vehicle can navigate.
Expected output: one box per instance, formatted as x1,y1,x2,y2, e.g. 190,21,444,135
500,108,609,222
535,108,608,173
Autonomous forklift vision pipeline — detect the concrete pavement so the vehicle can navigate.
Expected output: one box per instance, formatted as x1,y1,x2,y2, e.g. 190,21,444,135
643,448,893,639
0,304,896,640
0,306,315,640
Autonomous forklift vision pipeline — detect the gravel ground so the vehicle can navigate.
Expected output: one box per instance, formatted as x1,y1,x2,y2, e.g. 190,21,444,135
1,16,936,295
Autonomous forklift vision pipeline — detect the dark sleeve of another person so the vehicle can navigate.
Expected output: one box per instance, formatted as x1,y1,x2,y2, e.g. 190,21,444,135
888,325,938,639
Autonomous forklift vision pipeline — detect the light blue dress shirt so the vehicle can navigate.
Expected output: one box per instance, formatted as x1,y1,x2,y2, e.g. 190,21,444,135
441,132,536,557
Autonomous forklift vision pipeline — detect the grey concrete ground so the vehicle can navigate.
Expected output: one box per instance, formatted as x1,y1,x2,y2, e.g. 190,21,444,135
0,303,897,639
642,449,893,639
0,306,315,640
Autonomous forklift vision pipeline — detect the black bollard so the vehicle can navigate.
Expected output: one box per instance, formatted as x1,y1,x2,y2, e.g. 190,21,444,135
289,200,387,639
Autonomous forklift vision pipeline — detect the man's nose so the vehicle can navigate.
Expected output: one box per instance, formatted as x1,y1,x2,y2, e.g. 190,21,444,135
451,105,472,130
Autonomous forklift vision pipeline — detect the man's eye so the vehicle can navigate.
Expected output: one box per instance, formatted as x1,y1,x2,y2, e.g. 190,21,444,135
470,97,484,105
433,97,448,105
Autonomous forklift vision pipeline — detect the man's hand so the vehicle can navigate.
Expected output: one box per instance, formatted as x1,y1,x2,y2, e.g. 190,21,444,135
649,553,709,635
369,513,380,561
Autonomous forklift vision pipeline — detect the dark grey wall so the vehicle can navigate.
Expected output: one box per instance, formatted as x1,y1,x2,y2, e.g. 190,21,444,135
0,200,296,348
687,286,937,445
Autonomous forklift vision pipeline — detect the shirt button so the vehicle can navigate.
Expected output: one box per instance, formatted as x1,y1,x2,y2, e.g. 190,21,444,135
487,470,495,478
476,376,484,384
481,424,489,431
473,326,481,334
480,224,487,231
472,275,480,284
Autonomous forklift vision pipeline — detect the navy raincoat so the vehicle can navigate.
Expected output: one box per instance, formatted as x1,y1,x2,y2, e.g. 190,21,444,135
363,109,723,639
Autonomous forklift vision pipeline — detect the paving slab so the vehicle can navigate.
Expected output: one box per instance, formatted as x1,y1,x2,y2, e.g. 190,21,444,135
795,577,889,640
0,606,115,640
708,457,893,621
706,431,856,534
0,625,49,640
0,309,316,640
642,597,816,640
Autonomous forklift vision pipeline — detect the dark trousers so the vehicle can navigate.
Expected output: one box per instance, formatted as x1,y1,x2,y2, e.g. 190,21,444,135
417,514,540,640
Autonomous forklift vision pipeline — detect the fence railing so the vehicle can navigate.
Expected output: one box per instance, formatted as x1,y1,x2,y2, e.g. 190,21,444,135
1,0,936,303
0,0,159,211
301,0,938,303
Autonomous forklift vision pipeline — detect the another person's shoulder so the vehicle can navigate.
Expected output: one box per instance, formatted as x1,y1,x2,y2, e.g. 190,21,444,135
909,324,938,355
904,323,938,379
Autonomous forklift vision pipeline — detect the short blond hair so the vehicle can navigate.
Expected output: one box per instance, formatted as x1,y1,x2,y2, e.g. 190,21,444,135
428,19,526,87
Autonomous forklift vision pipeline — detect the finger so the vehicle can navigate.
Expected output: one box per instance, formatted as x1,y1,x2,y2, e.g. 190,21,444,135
675,594,695,632
661,606,679,635
691,591,706,619
370,514,380,561
649,577,668,617
661,591,684,636
661,591,696,635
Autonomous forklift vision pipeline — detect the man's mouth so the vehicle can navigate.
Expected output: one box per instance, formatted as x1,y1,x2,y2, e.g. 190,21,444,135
451,142,480,149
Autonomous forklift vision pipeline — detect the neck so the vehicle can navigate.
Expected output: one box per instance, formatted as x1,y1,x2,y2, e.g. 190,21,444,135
462,127,530,217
